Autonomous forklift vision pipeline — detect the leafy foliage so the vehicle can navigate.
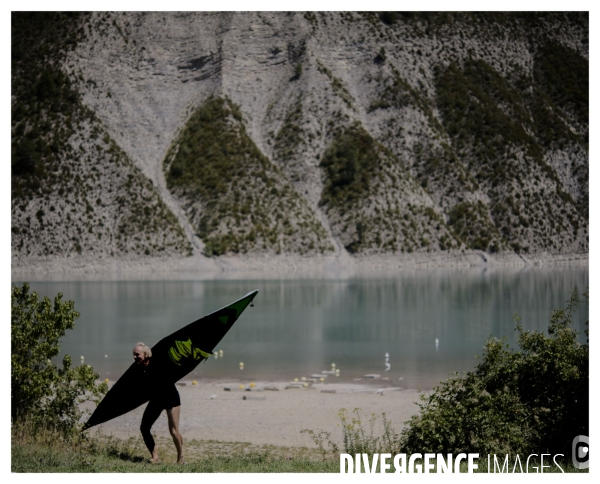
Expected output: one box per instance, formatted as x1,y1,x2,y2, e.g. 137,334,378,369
11,283,107,435
400,289,588,456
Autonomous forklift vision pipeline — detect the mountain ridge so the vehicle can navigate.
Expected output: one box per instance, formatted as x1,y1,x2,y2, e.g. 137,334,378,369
11,12,588,267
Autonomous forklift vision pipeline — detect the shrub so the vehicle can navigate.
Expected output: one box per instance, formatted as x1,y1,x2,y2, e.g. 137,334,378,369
294,62,303,79
319,126,379,207
400,289,588,456
338,408,400,456
303,408,400,461
11,282,107,436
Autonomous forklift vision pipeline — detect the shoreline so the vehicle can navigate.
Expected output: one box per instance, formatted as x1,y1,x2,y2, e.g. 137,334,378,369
11,251,588,281
84,379,424,449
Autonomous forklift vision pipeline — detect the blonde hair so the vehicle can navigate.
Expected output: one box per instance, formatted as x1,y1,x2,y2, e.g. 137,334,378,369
134,342,152,358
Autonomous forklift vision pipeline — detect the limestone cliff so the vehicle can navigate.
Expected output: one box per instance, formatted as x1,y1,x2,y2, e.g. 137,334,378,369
11,12,588,264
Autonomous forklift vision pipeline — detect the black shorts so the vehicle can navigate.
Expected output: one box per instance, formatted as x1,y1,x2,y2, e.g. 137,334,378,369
140,384,181,440
151,384,181,410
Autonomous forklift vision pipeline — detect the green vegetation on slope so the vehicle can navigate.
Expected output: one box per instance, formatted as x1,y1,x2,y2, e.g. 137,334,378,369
448,201,505,253
373,11,588,45
436,60,538,163
434,58,587,254
319,125,377,208
165,96,333,256
319,125,461,254
360,11,587,256
11,12,588,260
369,67,443,134
273,96,306,162
11,12,91,195
533,41,588,129
11,12,190,259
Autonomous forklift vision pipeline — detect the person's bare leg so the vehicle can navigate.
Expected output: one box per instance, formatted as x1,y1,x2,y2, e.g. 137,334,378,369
167,406,184,464
140,401,162,463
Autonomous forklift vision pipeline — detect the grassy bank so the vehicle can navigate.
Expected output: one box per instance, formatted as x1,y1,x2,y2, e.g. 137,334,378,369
11,428,338,473
12,428,587,473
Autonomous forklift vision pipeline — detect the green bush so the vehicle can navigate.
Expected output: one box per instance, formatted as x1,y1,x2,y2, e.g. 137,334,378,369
400,289,588,456
11,282,107,436
319,125,380,207
294,62,303,79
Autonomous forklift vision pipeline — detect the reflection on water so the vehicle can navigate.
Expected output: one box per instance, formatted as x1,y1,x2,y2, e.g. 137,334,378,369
14,266,588,390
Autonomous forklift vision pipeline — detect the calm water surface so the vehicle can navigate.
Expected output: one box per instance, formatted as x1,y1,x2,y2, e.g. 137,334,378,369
14,266,588,389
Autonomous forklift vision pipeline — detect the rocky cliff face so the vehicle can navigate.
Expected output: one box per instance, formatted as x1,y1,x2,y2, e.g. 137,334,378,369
11,12,588,263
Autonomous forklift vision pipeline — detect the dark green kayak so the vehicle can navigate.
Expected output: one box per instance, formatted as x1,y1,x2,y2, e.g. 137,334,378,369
83,290,258,430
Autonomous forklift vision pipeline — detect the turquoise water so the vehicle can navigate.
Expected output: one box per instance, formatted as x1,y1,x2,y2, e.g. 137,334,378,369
13,266,588,389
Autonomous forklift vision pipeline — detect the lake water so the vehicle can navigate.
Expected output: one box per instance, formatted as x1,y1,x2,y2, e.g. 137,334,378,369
13,266,588,390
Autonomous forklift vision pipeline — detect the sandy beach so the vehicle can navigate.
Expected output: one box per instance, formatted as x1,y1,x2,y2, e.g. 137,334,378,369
85,379,423,451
